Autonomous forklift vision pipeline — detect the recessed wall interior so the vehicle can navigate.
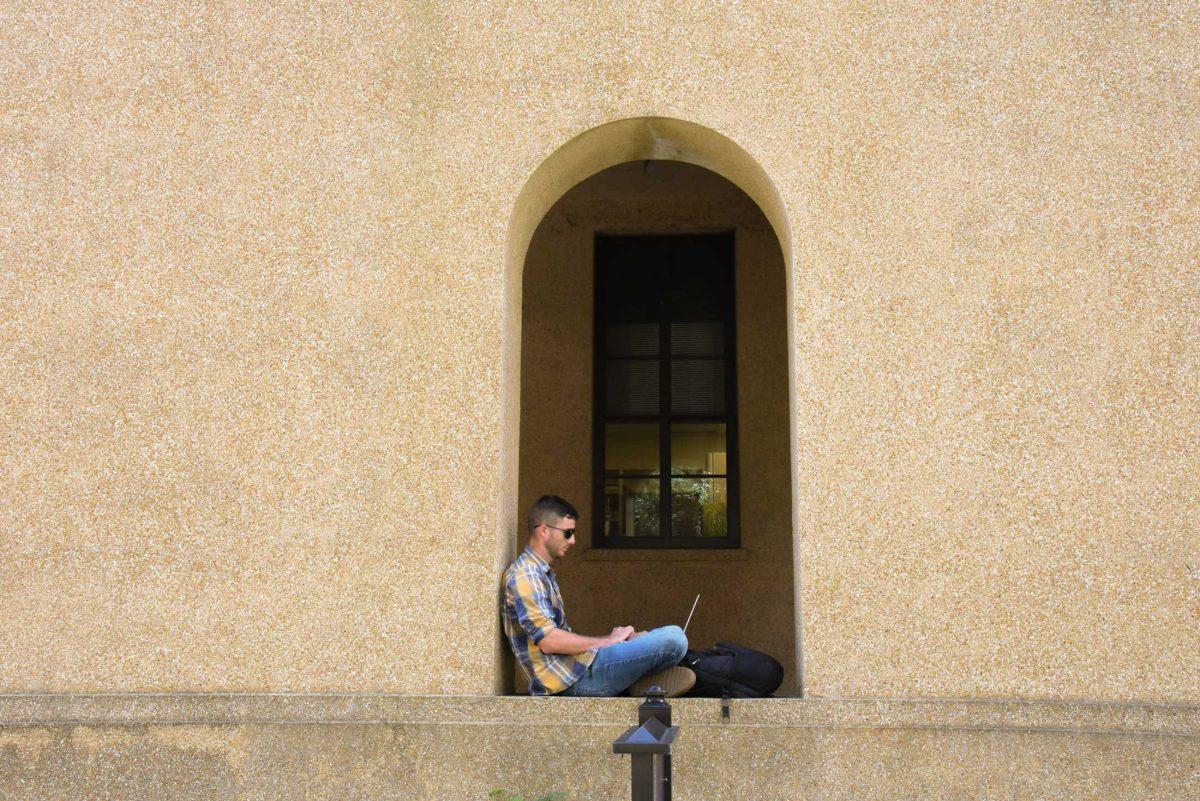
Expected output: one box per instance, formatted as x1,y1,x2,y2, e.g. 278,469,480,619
515,159,796,695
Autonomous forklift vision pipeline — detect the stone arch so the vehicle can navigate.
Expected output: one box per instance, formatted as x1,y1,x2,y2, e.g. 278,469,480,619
497,117,801,694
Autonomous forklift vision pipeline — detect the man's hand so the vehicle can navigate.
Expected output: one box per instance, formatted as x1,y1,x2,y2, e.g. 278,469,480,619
538,626,635,655
606,626,635,646
628,630,649,640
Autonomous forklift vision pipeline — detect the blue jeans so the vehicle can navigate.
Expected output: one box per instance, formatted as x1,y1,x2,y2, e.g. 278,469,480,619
559,625,688,697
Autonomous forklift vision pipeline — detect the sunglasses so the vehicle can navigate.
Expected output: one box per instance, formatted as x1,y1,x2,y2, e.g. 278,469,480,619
542,523,576,539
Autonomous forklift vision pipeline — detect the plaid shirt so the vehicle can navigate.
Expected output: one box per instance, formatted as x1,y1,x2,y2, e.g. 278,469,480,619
502,547,595,695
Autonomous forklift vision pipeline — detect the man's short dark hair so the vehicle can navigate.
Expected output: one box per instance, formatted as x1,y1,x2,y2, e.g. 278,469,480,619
527,495,579,532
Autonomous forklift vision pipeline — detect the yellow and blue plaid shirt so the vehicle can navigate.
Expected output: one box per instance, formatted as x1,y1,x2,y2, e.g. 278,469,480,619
502,547,595,695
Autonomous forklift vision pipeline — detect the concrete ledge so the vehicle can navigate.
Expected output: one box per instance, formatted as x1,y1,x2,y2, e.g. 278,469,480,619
2,694,1197,737
2,695,1198,800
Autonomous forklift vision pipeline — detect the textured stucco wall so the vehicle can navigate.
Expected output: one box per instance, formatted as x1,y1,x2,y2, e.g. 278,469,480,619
518,160,797,693
2,2,1198,701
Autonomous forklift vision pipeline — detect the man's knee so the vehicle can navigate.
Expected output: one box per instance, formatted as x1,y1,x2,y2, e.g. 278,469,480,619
659,625,688,660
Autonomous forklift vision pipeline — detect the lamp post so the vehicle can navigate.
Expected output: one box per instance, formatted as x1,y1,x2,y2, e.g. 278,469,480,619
612,687,679,801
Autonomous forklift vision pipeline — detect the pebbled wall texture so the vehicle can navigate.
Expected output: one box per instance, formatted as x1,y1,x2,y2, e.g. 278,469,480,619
2,0,1197,717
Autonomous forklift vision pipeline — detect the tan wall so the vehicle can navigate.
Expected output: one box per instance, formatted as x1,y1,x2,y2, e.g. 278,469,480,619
1,3,1197,701
517,160,796,693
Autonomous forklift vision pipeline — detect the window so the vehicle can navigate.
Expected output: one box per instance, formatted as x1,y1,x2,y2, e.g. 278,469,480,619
593,233,739,548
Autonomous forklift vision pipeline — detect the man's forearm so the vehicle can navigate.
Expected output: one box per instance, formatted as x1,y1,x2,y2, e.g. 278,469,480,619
537,628,613,655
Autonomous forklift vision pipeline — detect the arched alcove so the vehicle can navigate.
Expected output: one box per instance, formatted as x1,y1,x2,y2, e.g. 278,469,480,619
497,118,801,695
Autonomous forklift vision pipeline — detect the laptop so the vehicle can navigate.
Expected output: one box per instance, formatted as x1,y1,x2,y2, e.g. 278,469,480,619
683,594,700,633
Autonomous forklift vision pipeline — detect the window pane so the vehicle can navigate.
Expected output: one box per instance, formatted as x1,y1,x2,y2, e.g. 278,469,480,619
605,423,660,475
596,233,737,546
671,359,725,416
605,477,660,538
670,478,728,537
606,360,659,416
598,238,664,322
671,423,726,475
665,237,731,319
607,323,659,357
671,322,723,356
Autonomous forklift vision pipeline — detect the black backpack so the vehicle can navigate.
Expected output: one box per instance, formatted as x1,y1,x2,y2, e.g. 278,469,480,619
680,642,784,698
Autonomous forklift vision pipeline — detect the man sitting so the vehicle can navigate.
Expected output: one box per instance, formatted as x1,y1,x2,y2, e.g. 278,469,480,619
502,494,696,697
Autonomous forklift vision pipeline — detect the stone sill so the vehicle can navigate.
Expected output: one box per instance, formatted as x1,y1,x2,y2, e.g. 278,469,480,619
1,694,1197,737
582,548,750,561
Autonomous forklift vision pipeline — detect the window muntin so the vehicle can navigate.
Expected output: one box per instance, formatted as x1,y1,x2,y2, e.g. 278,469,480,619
594,233,739,548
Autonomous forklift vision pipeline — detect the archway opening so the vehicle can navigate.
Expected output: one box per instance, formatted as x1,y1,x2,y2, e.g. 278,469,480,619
512,158,797,695
497,118,801,696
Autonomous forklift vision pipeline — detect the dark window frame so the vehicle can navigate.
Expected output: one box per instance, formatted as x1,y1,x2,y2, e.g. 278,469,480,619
592,232,741,549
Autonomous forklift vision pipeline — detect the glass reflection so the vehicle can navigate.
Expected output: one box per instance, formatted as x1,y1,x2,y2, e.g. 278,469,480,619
605,423,660,475
607,323,659,357
671,359,725,416
670,423,726,475
670,477,728,537
607,360,659,417
604,477,660,538
671,322,723,356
